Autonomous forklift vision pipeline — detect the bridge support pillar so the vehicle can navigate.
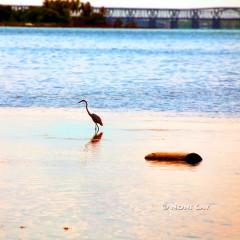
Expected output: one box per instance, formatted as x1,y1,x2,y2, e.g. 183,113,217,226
191,10,200,29
126,17,137,27
169,10,179,29
212,18,221,29
211,9,222,29
191,18,199,29
170,18,178,28
148,18,157,28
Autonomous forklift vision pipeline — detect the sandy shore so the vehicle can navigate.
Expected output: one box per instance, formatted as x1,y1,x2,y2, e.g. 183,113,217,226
0,108,239,239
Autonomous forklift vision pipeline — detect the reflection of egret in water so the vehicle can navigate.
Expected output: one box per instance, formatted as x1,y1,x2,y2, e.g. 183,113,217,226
82,132,104,158
90,132,103,143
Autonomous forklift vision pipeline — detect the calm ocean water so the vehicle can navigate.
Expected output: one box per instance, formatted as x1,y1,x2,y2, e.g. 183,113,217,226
0,27,239,115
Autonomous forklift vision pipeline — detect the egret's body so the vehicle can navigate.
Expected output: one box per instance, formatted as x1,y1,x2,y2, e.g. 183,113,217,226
78,99,103,132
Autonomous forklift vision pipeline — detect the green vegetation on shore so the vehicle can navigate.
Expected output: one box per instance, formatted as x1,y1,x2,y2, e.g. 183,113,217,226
0,0,106,27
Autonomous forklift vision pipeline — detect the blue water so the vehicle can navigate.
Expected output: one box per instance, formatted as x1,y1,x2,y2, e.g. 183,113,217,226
0,27,240,115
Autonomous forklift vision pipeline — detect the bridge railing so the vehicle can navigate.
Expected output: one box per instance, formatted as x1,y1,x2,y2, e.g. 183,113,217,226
94,7,240,20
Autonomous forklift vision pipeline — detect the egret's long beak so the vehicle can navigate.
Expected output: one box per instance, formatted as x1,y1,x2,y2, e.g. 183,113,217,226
78,100,83,103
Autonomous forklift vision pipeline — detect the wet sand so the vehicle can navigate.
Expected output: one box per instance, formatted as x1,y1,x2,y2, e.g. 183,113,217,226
0,108,240,239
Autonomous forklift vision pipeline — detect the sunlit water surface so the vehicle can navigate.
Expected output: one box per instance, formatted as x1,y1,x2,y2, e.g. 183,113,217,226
0,109,240,239
0,27,240,116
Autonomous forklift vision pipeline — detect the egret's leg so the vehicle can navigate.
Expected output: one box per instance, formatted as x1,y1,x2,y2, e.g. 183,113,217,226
96,124,99,133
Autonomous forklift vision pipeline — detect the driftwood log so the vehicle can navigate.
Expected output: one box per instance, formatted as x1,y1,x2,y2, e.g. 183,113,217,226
145,152,202,164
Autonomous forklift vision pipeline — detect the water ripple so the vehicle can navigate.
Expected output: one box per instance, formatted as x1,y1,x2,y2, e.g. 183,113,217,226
0,28,239,116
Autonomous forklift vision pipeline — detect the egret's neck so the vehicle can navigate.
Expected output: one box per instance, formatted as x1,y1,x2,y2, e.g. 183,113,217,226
83,100,91,116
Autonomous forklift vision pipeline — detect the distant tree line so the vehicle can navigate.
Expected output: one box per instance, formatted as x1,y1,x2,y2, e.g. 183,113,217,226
0,0,107,26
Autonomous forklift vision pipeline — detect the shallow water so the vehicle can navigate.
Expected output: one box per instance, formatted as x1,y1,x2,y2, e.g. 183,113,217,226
0,28,240,116
0,108,240,239
0,28,240,239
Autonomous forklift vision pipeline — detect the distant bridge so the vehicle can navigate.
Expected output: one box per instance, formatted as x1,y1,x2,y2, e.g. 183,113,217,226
93,7,240,28
7,5,240,28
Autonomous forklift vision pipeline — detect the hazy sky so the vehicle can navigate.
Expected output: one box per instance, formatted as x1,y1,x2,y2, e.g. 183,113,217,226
1,0,240,8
